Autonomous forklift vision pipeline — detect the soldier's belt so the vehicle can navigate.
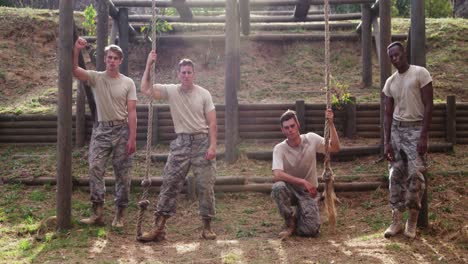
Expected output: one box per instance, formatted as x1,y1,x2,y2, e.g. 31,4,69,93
393,120,422,127
98,119,127,127
177,133,208,141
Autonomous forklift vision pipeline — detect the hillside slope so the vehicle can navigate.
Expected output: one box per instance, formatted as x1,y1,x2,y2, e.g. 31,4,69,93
0,7,467,114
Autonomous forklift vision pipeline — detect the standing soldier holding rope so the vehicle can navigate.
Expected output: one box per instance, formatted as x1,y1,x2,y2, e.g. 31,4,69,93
137,51,218,242
383,41,433,239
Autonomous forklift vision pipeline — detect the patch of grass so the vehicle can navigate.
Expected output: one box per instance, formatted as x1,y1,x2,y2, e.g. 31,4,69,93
222,252,242,264
361,201,374,210
363,212,387,231
243,208,255,214
235,227,256,238
342,175,360,182
385,243,402,251
96,227,108,238
29,190,46,202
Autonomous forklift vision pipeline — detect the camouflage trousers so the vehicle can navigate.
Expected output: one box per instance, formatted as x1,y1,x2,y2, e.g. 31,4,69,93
88,124,133,208
156,134,216,219
388,121,427,211
271,181,320,237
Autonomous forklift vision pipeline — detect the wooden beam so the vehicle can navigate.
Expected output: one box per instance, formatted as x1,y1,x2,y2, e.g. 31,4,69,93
361,3,372,87
173,0,193,21
112,0,374,7
96,0,109,71
446,95,456,145
224,0,240,163
239,0,251,35
410,0,426,67
294,0,311,19
118,8,130,75
379,0,391,153
57,0,73,231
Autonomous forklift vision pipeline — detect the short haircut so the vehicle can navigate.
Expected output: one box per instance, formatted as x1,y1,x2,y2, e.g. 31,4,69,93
280,109,299,127
387,41,405,52
104,44,123,59
178,58,195,72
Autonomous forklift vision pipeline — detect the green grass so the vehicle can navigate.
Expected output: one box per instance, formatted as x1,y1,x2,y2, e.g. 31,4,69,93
363,212,387,231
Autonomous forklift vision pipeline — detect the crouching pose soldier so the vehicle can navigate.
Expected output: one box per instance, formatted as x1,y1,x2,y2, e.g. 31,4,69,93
383,42,433,239
272,109,340,239
137,51,218,242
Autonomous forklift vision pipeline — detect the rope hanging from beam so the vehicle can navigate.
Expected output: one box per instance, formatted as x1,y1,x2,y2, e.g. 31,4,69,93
136,0,157,240
322,0,338,230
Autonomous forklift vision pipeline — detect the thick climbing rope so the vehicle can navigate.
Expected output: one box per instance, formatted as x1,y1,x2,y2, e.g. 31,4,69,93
136,0,157,239
322,0,337,229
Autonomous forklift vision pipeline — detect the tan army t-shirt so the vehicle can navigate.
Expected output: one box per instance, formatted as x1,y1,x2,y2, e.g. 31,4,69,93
159,84,215,134
87,71,137,122
272,133,325,187
382,65,432,122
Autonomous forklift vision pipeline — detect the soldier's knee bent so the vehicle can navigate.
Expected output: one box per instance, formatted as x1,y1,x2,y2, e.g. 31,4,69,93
271,182,287,196
296,223,320,237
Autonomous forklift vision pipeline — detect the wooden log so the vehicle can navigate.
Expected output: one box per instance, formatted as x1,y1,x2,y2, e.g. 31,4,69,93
356,111,380,118
75,82,86,147
239,124,280,131
173,0,193,21
118,8,130,75
239,117,279,124
96,0,109,71
239,110,286,117
240,131,284,139
344,97,356,138
249,13,362,23
239,0,250,35
456,103,468,110
57,0,74,230
361,3,372,87
356,103,380,110
250,22,358,31
224,0,240,163
239,104,294,110
0,121,58,128
296,100,306,133
112,0,374,8
294,0,311,19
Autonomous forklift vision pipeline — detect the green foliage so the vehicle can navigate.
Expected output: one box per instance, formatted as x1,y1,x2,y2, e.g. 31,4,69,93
394,0,410,17
83,4,96,36
330,78,352,108
141,19,173,36
0,0,12,7
29,190,46,202
426,0,452,18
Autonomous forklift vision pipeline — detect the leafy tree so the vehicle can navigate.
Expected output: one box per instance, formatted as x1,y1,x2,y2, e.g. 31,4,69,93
426,0,453,17
82,4,96,36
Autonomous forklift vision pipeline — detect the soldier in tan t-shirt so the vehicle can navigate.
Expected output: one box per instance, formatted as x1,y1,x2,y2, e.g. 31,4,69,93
272,109,340,240
72,37,137,228
383,42,433,239
138,51,217,242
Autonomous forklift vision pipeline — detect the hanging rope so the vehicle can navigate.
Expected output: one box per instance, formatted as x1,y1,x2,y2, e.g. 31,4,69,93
136,0,157,239
322,0,337,230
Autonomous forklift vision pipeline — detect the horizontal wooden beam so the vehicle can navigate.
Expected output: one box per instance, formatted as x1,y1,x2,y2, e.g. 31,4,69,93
112,0,374,7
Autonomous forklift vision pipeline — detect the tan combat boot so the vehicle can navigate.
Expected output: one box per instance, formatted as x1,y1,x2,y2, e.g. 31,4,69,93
384,209,404,238
112,207,125,228
201,219,216,240
404,209,419,239
80,203,105,226
279,215,296,240
137,215,167,242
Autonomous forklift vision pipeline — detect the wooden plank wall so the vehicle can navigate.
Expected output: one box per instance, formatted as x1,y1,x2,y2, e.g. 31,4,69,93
0,101,465,145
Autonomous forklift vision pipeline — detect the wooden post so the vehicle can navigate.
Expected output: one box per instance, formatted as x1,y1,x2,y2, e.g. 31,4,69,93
410,0,426,67
411,0,428,228
110,18,119,44
295,100,306,133
75,82,86,147
294,0,311,20
118,8,130,76
446,95,456,145
361,3,372,87
239,0,250,36
57,0,73,231
152,106,159,146
96,0,109,71
224,0,240,163
379,0,392,154
344,96,356,138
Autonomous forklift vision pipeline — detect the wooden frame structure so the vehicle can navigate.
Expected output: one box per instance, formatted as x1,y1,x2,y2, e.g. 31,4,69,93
56,0,428,229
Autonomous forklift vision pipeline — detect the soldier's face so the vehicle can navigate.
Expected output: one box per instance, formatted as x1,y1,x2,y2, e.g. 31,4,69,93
388,46,407,70
281,118,300,139
178,65,194,87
